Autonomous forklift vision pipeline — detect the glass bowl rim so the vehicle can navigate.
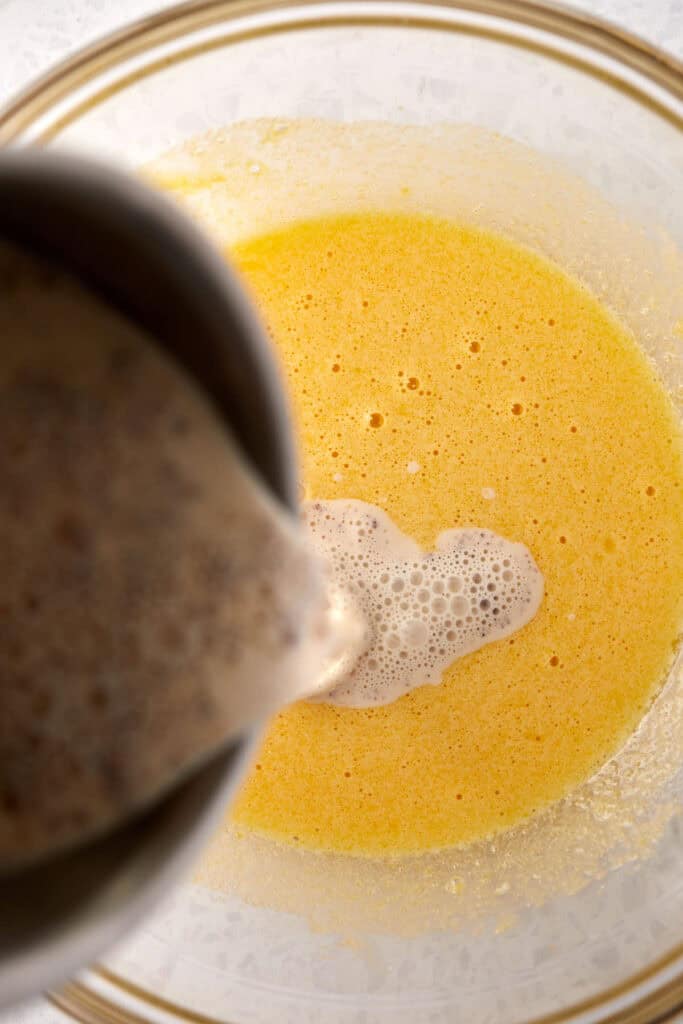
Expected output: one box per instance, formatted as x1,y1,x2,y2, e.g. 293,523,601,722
0,0,681,142
1,1,681,1021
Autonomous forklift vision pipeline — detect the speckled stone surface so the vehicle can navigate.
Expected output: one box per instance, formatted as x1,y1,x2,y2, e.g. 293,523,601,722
0,0,680,1021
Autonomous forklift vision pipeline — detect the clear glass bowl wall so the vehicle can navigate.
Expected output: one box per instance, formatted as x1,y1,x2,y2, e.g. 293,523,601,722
1,3,682,1023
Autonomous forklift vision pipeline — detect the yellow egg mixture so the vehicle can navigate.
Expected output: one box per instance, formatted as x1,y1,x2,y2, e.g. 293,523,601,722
152,196,680,855
220,213,683,855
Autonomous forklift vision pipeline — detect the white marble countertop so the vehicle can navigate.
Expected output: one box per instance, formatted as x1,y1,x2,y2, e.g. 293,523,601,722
0,0,681,1021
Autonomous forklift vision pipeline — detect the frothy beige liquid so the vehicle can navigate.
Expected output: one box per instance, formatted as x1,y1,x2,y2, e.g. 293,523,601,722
305,500,542,707
0,241,339,870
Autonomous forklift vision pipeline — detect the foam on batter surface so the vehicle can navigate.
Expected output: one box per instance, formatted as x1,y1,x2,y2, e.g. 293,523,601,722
305,500,543,707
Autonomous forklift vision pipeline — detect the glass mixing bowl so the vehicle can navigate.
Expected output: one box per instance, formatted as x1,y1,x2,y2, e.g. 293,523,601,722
1,2,682,1022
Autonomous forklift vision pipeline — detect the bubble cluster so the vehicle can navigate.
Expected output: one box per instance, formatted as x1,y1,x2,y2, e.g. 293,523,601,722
304,500,544,707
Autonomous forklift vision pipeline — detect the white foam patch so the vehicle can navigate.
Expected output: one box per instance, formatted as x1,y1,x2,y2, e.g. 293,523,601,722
304,500,544,708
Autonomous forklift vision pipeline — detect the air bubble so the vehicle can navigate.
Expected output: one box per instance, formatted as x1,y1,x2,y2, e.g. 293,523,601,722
404,620,429,646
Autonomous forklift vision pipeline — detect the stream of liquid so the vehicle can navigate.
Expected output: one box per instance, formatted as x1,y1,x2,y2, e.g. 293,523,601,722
0,240,338,870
